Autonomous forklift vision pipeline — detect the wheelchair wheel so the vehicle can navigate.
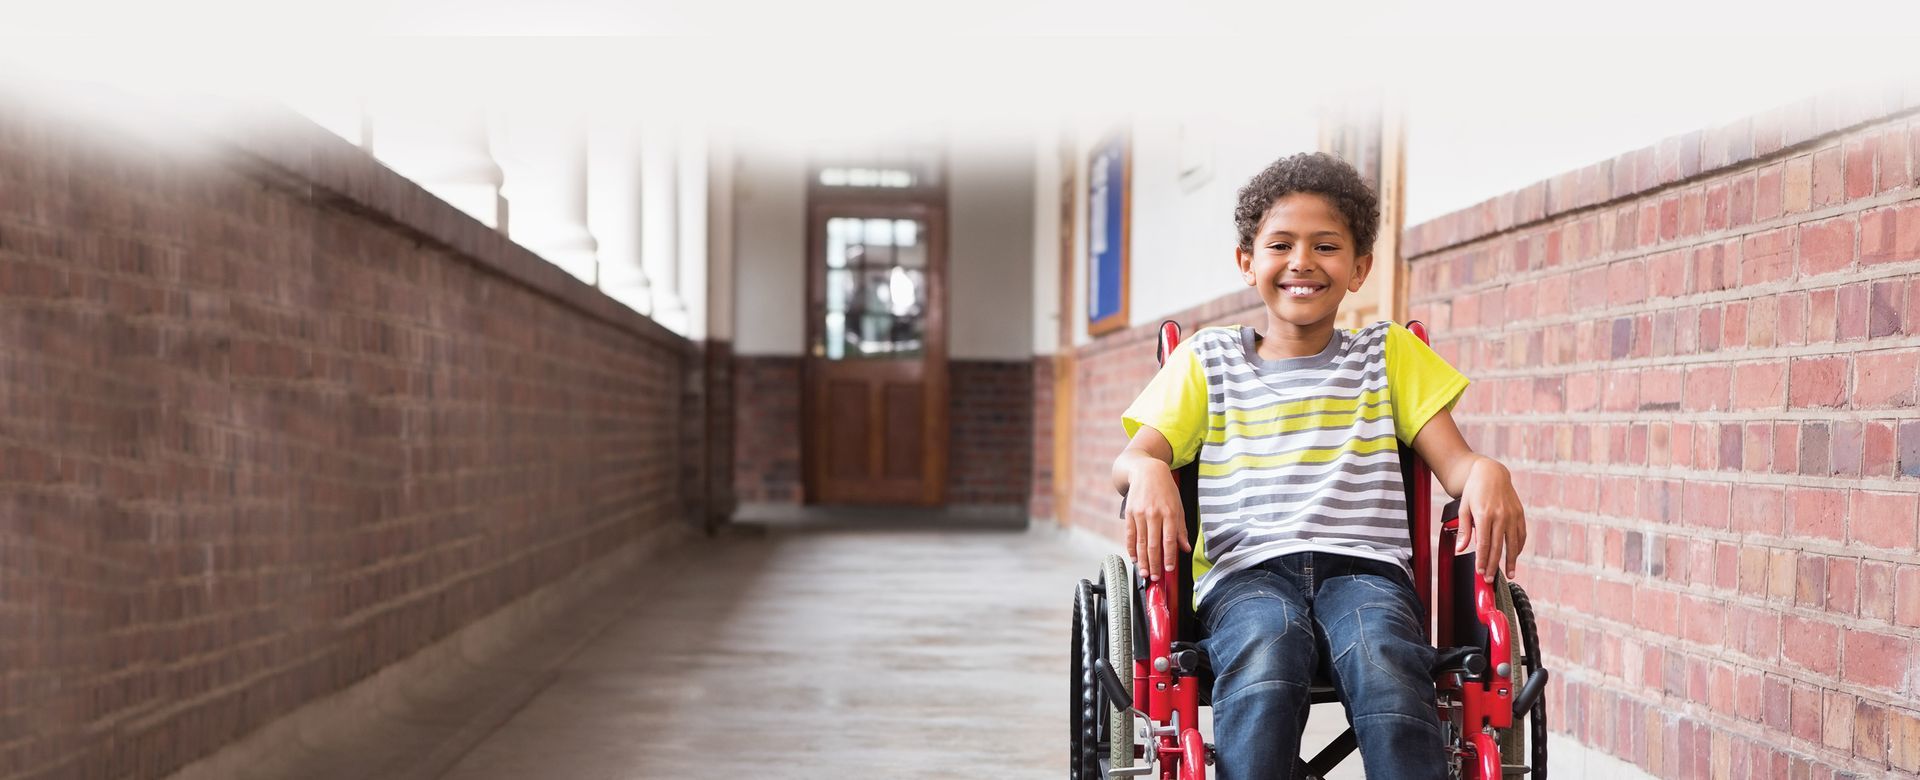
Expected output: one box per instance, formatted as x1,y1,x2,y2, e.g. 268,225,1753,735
1495,576,1546,779
1101,555,1134,771
1510,582,1546,779
1070,580,1105,779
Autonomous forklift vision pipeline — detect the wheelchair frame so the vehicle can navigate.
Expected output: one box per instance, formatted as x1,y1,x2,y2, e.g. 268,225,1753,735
1073,320,1548,780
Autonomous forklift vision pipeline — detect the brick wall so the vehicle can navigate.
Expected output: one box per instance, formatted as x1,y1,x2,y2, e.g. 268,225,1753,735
0,90,694,779
1030,356,1056,520
1404,88,1920,777
705,341,736,528
948,359,1033,506
732,355,803,504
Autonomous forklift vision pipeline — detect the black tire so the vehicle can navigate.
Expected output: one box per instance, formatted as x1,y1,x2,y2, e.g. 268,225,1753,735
1511,583,1546,779
1072,580,1110,779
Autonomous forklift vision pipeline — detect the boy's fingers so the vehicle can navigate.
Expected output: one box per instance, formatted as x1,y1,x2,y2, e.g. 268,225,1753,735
1145,516,1163,579
1454,505,1474,554
1479,524,1498,581
1162,531,1180,572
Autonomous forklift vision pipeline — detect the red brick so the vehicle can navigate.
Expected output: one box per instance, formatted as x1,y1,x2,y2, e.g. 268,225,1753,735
1746,296,1778,348
1812,145,1846,206
1684,481,1731,530
1607,258,1647,305
1855,698,1889,765
1853,348,1919,407
1731,360,1786,410
1733,485,1785,536
1639,366,1682,410
1824,690,1857,750
1899,566,1920,629
1838,282,1871,341
1572,265,1609,312
1866,420,1898,477
1741,228,1794,284
1800,422,1833,476
1755,162,1785,221
1846,135,1879,200
1903,420,1920,479
1862,561,1899,622
1798,217,1856,277
1693,239,1737,292
1795,554,1829,607
1788,356,1846,408
1683,365,1730,412
1871,278,1906,338
1781,614,1839,673
1772,421,1799,474
1852,491,1918,550
1679,187,1706,237
1776,291,1808,346
1842,628,1912,692
1880,125,1912,193
1893,707,1920,773
1861,203,1920,265
1827,557,1858,616
1791,699,1823,763
1832,420,1865,477
1704,182,1730,231
1728,172,1756,228
1787,487,1845,541
1809,288,1839,342
1783,155,1814,213
1743,422,1772,472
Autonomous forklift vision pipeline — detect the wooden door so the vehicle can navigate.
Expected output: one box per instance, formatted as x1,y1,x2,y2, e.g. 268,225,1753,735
803,203,948,505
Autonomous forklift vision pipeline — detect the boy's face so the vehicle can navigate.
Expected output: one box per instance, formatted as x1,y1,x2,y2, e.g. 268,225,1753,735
1235,193,1373,331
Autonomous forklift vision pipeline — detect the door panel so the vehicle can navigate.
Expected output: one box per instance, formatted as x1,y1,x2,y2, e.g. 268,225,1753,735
804,202,947,505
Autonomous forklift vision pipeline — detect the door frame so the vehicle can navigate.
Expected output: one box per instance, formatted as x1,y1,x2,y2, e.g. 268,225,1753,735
800,197,950,506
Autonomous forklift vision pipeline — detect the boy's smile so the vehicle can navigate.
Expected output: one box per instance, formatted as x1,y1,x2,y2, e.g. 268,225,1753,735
1235,192,1372,358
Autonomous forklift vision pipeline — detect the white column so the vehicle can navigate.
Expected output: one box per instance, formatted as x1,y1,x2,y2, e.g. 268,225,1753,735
677,128,709,340
642,124,689,333
589,118,651,314
366,98,506,230
495,111,599,285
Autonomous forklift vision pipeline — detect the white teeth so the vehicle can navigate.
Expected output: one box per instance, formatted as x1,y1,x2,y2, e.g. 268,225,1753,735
1285,286,1319,295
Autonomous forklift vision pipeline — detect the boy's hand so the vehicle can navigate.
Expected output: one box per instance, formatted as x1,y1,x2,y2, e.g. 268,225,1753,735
1453,457,1526,582
1123,460,1191,582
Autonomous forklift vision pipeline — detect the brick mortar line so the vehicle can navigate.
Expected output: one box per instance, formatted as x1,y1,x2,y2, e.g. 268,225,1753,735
1406,106,1920,260
1510,505,1920,565
1460,459,1920,494
1458,409,1920,424
1436,267,1920,349
1409,184,1920,286
1544,665,1906,776
1529,553,1920,637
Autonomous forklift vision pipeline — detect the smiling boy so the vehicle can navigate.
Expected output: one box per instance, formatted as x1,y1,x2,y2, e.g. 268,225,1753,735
1110,152,1526,779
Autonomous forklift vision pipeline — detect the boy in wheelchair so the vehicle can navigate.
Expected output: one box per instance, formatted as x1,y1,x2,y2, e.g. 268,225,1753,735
1110,152,1527,780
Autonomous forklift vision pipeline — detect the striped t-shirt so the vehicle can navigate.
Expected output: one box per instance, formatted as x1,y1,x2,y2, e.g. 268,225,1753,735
1121,321,1470,608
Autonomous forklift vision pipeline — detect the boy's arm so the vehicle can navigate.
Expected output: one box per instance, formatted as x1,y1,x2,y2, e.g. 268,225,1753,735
1409,407,1527,581
1111,426,1190,581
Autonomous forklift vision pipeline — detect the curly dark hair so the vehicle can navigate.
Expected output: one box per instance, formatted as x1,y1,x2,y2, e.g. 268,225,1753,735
1233,152,1380,257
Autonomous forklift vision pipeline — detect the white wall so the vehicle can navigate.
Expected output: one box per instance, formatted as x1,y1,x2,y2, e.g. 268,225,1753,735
1030,133,1061,356
731,141,807,356
1063,114,1320,346
949,133,1037,360
730,133,1038,360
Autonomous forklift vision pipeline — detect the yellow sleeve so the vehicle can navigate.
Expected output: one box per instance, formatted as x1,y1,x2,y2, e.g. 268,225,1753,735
1120,336,1209,469
1384,322,1471,445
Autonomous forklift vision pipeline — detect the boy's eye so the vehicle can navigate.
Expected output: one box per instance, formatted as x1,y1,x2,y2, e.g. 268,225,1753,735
1267,243,1290,252
1316,244,1339,252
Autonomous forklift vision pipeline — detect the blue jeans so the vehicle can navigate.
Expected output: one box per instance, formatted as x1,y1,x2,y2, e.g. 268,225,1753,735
1196,552,1446,780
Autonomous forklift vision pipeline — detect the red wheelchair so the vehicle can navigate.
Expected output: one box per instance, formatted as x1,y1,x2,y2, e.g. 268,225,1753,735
1070,320,1549,780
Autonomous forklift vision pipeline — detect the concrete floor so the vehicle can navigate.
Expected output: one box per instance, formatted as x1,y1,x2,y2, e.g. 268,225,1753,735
252,515,1365,779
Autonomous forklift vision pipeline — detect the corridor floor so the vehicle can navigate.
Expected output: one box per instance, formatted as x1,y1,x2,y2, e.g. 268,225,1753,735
243,515,1360,779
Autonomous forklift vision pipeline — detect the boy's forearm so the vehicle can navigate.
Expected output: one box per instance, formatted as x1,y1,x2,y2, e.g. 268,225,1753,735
1440,453,1505,499
1111,449,1171,496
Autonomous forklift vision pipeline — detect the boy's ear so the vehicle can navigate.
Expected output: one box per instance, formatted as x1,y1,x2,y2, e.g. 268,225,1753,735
1349,252,1374,291
1235,245,1254,285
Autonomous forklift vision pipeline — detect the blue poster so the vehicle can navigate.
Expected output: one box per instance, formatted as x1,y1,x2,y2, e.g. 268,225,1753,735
1087,132,1128,334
